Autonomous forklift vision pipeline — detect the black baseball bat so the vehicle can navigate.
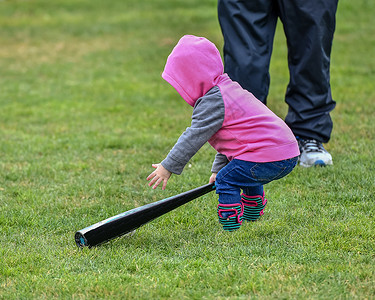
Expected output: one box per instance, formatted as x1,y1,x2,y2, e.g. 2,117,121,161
75,183,216,248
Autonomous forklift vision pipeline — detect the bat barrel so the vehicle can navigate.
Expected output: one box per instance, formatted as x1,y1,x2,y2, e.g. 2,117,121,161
75,231,88,248
75,183,215,248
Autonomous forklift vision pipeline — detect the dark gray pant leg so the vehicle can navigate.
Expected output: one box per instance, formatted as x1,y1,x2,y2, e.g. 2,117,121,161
279,0,338,143
218,0,338,143
218,0,277,104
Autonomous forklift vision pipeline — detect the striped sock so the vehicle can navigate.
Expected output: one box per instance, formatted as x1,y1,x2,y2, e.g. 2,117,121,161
217,203,243,231
241,193,267,221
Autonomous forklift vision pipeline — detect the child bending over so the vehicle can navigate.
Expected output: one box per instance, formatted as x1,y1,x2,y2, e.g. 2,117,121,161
147,35,299,231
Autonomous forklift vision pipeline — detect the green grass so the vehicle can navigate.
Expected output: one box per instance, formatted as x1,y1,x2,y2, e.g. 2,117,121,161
1,0,374,298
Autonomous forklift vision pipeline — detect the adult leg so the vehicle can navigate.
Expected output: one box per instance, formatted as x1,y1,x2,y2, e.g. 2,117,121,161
218,0,278,104
278,0,338,143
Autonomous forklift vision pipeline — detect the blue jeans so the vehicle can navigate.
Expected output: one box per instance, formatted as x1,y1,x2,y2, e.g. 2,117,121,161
215,157,298,204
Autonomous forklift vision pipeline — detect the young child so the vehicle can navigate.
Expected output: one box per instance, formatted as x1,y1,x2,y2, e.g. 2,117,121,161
147,35,300,231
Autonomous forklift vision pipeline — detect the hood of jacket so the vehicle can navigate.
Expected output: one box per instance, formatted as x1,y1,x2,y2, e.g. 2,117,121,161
162,35,224,107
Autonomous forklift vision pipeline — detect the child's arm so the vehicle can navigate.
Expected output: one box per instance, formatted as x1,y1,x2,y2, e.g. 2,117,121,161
147,87,225,190
146,163,171,190
160,89,224,175
209,152,229,183
211,152,229,173
162,87,225,173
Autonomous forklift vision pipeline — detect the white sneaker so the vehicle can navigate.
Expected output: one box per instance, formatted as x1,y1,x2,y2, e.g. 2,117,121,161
298,138,333,167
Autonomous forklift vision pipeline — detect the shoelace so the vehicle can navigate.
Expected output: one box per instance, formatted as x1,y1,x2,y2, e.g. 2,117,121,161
299,139,326,153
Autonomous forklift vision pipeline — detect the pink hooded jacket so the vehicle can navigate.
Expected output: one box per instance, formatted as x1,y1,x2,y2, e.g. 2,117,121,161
161,35,299,174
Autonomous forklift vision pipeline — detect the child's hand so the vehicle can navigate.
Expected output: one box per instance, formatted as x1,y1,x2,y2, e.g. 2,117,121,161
147,163,172,190
209,172,217,184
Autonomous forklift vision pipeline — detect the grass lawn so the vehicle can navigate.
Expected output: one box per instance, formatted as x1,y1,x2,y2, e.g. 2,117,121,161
1,0,374,298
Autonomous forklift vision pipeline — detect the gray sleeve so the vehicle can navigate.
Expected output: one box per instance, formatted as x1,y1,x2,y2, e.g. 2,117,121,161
211,152,229,173
161,86,225,175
